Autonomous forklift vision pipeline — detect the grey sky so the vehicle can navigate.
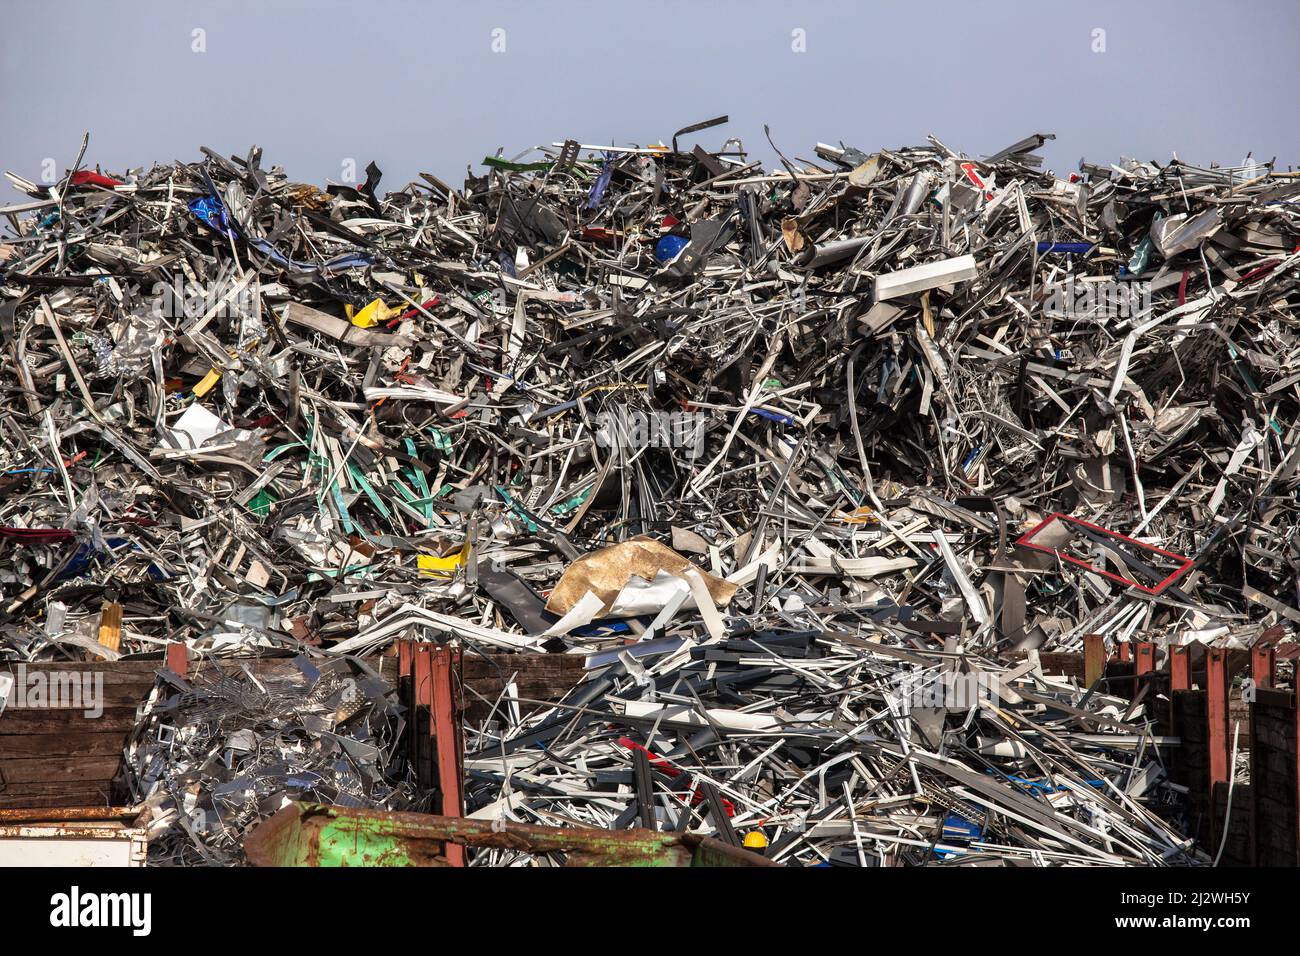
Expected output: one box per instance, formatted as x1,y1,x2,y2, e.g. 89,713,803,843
3,0,1298,198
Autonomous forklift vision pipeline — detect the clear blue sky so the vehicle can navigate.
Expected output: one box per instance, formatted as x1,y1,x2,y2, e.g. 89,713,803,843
3,0,1297,197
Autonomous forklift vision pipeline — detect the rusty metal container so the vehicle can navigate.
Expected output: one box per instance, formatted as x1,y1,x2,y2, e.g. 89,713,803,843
244,802,776,867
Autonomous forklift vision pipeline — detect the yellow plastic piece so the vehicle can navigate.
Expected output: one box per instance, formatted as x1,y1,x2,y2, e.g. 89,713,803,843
417,545,466,578
348,298,397,328
838,506,878,525
97,601,123,652
193,368,222,397
742,831,769,850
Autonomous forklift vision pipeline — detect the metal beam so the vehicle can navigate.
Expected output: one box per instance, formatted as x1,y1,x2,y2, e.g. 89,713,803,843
1135,641,1155,677
1251,644,1275,689
165,641,189,678
1205,647,1231,847
429,644,465,866
1169,645,1190,691
399,640,466,866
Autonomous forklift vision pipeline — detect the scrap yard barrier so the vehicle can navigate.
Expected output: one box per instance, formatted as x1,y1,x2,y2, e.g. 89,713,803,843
0,806,148,866
0,642,585,863
243,801,775,867
3,638,1297,865
1246,668,1300,866
0,659,158,810
1041,634,1295,865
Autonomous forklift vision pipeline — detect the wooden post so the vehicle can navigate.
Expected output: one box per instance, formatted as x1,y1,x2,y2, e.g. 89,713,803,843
1083,634,1106,688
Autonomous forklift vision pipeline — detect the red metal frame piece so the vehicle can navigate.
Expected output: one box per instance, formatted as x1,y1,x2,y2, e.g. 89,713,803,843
1016,512,1194,595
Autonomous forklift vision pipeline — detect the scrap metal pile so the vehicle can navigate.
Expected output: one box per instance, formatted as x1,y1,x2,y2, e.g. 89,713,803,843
1,119,1297,865
123,656,406,865
463,623,1195,866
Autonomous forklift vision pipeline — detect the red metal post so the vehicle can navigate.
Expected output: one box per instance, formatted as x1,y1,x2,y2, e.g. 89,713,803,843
1251,644,1275,690
1206,648,1230,785
1117,641,1132,664
430,645,465,866
1205,647,1231,845
1135,641,1155,677
405,642,464,866
1166,644,1191,737
1169,645,1190,691
166,641,189,678
1294,695,1300,867
412,644,432,707
1249,694,1262,866
398,640,412,680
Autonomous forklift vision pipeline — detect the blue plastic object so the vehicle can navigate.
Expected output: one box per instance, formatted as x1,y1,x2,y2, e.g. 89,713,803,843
586,153,615,210
748,407,794,425
188,195,232,237
934,812,983,859
655,234,689,262
942,813,982,841
1036,242,1093,254
1128,236,1154,275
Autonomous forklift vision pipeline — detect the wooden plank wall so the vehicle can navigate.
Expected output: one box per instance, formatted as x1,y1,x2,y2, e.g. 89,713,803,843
0,650,586,811
462,653,586,723
1249,688,1298,865
0,660,158,810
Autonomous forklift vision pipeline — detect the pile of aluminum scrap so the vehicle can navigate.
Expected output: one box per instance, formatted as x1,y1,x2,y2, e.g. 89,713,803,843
463,627,1199,866
123,656,407,865
2,120,1297,865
